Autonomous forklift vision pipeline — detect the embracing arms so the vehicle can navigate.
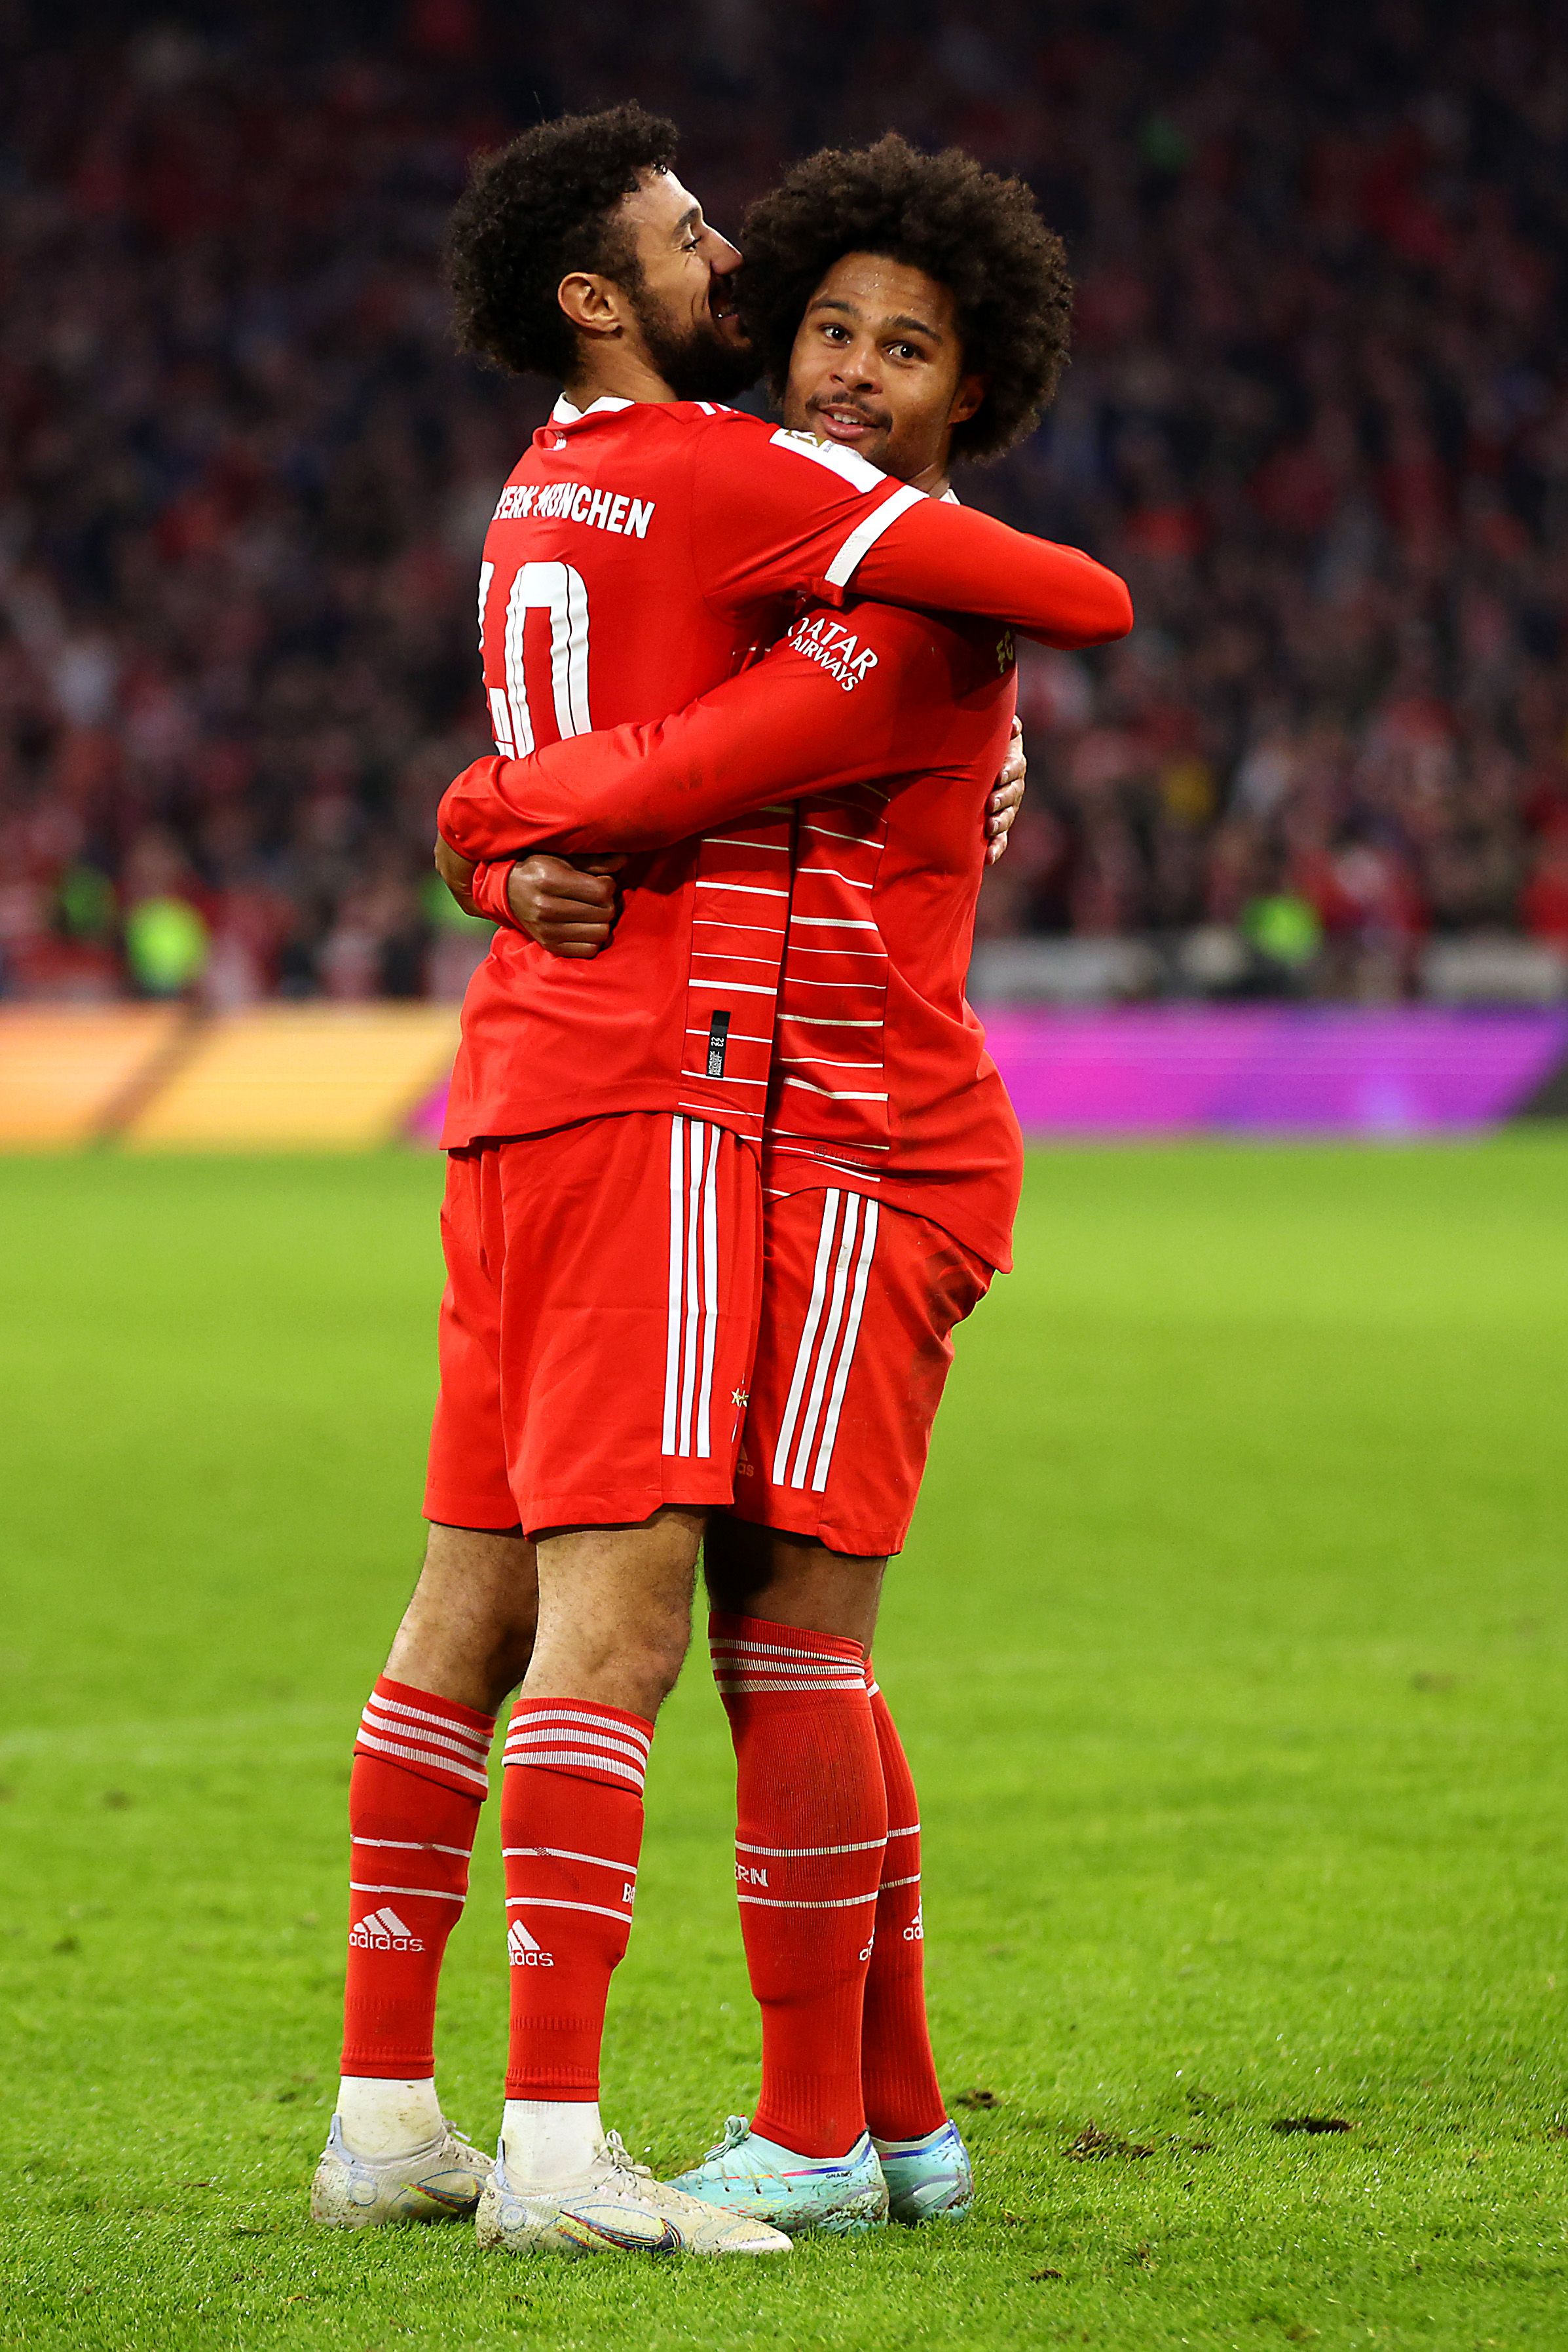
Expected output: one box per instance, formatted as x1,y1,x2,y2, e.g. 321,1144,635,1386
439,613,945,871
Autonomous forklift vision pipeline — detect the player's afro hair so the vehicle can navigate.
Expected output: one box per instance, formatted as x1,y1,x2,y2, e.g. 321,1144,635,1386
447,103,679,381
736,134,1072,463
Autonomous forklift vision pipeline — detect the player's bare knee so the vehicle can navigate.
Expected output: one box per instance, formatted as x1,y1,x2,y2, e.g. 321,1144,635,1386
525,1598,690,1717
588,1613,690,1711
632,1612,692,1707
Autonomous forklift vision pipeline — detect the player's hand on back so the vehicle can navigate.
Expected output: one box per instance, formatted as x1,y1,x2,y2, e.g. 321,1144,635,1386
985,717,1026,866
506,854,625,958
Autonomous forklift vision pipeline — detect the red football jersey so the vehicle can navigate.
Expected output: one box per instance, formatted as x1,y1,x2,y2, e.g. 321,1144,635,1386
443,395,1130,1150
445,596,1027,1269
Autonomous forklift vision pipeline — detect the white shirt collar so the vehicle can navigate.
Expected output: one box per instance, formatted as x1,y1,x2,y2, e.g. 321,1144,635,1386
550,394,635,424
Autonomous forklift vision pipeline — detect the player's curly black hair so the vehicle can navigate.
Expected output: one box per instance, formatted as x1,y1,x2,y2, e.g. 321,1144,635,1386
446,104,679,381
736,134,1072,463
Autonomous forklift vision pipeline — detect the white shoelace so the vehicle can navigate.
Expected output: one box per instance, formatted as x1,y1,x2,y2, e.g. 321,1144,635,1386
601,2129,656,2186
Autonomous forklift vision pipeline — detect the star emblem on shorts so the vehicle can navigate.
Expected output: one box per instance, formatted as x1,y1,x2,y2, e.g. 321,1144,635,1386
731,1387,749,1407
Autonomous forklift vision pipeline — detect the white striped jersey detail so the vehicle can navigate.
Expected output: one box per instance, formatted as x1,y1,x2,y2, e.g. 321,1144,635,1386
503,1705,651,1794
768,1189,879,1493
765,786,889,1156
355,1694,493,1793
663,1116,722,1460
762,427,926,584
677,811,791,1137
823,480,926,585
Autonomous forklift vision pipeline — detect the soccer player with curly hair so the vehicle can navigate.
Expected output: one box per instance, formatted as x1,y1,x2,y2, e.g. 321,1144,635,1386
435,131,1118,2237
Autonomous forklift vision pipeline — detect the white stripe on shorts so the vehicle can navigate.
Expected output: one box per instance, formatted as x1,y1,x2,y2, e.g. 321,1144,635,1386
663,1115,722,1460
770,1190,879,1491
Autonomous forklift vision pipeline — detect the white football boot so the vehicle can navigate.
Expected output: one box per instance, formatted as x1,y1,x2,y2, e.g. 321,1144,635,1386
475,2128,792,2258
310,2111,492,2226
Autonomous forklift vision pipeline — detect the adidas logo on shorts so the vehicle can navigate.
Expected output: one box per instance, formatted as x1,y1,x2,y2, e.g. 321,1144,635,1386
508,1918,555,1968
349,1905,424,1953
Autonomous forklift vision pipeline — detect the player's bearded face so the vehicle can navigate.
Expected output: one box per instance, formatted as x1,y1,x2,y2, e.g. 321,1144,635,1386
783,252,984,490
629,276,757,403
617,170,756,404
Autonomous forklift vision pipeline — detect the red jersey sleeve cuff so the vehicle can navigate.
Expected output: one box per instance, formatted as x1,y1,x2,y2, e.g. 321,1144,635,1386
470,860,519,926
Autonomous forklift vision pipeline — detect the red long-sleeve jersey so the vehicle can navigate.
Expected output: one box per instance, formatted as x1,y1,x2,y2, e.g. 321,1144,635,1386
441,394,1130,1150
444,596,1027,1270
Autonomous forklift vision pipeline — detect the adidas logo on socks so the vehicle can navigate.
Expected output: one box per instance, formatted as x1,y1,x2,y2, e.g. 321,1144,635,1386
508,1918,555,1968
349,1905,425,1953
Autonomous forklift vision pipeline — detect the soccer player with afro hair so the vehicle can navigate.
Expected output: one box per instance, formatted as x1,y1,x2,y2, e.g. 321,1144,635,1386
736,131,1073,466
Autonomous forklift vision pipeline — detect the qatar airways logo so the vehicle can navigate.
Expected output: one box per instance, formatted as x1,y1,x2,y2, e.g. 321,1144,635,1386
493,480,654,538
788,613,880,692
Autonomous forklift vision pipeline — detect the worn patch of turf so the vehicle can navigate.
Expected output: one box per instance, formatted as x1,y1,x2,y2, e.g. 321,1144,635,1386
1,1140,1565,2349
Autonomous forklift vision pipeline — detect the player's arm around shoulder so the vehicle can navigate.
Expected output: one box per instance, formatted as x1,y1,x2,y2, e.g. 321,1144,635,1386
438,597,950,878
707,593,975,804
777,595,951,719
434,606,1017,947
688,408,1131,650
684,405,922,613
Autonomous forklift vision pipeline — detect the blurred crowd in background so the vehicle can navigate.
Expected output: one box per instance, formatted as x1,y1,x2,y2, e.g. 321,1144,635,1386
3,0,1567,1006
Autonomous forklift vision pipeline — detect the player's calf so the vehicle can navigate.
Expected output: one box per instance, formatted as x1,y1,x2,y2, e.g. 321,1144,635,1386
861,1673,949,2142
313,1675,497,2224
709,1612,887,2156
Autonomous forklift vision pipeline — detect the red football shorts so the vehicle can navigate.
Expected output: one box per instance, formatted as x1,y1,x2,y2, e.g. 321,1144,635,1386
424,1112,762,1537
730,1187,994,1559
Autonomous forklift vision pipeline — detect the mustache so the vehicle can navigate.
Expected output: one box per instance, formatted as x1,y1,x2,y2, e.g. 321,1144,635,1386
809,396,889,427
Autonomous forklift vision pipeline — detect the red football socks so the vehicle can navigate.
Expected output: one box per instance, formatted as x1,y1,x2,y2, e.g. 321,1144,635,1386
340,1676,495,2079
710,1613,887,2157
861,1667,947,2140
500,1696,652,2099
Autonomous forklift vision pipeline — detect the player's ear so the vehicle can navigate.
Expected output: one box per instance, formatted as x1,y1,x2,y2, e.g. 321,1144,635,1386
948,373,985,430
557,271,627,344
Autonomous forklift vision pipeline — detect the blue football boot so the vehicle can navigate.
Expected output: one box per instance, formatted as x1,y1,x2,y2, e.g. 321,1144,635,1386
874,2118,974,2223
671,2115,889,2236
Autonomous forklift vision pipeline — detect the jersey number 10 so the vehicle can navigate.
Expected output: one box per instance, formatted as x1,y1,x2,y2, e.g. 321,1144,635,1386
479,559,592,756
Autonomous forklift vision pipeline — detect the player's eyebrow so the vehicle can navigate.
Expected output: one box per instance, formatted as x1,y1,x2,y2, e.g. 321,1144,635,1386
673,204,701,240
884,311,943,342
808,296,944,343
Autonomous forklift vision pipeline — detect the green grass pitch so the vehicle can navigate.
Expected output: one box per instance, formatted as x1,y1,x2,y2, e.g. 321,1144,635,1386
1,1139,1565,2351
